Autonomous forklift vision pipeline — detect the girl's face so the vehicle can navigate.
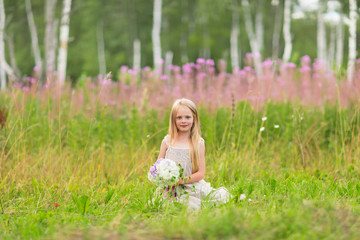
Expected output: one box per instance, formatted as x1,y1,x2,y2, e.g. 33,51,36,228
175,106,194,133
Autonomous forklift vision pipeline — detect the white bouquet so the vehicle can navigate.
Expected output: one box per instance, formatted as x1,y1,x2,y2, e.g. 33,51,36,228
148,158,183,188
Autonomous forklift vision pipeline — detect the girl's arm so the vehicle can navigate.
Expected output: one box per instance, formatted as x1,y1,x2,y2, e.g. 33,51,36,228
157,138,168,159
179,140,205,184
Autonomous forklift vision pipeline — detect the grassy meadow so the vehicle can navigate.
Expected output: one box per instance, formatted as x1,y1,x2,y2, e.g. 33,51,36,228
1,57,360,239
1,87,360,239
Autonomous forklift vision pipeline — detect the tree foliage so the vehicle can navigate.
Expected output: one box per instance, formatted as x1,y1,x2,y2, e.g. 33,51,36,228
3,0,360,81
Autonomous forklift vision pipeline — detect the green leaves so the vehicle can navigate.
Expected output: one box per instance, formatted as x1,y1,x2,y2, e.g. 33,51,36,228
104,189,115,205
72,195,90,215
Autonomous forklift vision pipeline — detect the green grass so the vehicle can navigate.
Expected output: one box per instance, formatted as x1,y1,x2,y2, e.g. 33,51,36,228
0,92,360,239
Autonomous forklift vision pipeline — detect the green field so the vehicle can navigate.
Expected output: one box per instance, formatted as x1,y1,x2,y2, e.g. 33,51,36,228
1,92,360,239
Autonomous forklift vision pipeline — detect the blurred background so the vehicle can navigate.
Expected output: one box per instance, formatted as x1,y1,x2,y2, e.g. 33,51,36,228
1,0,359,83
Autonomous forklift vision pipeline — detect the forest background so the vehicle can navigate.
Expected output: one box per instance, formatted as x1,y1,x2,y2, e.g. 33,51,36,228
2,0,360,83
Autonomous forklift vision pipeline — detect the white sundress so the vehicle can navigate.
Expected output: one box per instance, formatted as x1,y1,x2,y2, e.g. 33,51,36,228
158,135,230,210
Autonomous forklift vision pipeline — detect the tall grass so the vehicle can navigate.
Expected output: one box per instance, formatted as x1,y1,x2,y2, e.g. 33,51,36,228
1,59,360,238
0,97,360,238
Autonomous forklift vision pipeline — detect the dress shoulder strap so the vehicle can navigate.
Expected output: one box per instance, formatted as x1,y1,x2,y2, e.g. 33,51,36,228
163,135,170,146
200,137,205,144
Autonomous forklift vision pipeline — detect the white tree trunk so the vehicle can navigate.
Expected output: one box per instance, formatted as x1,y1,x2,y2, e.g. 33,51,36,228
200,16,211,60
0,0,5,89
336,14,344,68
180,32,188,64
152,0,162,70
180,1,189,64
272,1,282,60
4,34,20,78
26,0,43,79
164,50,173,83
242,0,261,75
133,39,141,71
230,0,240,71
255,0,264,52
97,21,106,77
45,0,58,76
282,0,292,63
57,0,72,84
317,0,327,61
4,61,16,79
328,26,336,67
347,0,357,82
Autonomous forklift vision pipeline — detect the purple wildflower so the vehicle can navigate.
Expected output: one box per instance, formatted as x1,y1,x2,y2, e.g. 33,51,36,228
206,59,215,66
302,55,311,62
286,62,296,68
262,60,272,67
244,66,253,72
238,70,246,76
300,66,311,72
28,78,36,84
120,66,128,72
128,69,137,75
198,72,206,78
196,58,205,64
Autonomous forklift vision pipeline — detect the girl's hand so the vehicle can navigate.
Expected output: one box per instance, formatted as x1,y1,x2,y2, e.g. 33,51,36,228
178,178,185,185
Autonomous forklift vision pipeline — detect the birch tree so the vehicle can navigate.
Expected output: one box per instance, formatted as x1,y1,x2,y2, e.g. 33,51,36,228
97,21,106,77
3,62,16,80
317,0,327,61
57,0,72,84
133,39,141,72
4,34,20,78
152,0,162,70
195,0,211,60
230,0,240,71
164,50,173,82
347,0,357,82
45,0,58,77
0,0,5,89
180,0,189,64
282,0,292,63
323,2,341,68
272,0,282,61
336,13,343,68
241,0,261,75
255,0,264,52
26,0,43,79
328,25,336,67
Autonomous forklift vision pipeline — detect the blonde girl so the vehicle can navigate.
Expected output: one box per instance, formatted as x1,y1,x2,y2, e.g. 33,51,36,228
157,98,229,210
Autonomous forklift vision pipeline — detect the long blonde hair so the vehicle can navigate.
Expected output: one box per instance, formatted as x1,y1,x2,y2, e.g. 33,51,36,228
169,98,201,173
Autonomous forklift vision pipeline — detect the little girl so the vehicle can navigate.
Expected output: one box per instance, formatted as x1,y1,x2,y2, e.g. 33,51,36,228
157,98,230,210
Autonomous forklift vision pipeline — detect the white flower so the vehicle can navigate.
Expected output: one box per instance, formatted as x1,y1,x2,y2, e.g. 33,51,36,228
148,158,181,187
260,127,265,132
239,194,246,201
248,199,252,202
274,125,279,128
158,161,180,180
262,117,267,121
